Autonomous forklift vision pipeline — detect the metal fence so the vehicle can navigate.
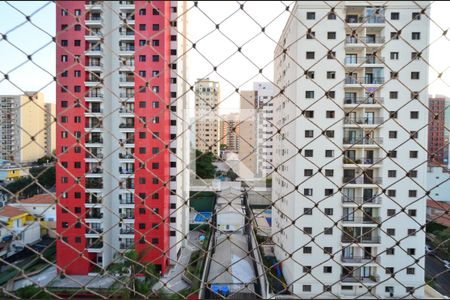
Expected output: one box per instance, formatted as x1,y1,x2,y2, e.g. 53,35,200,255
0,0,449,299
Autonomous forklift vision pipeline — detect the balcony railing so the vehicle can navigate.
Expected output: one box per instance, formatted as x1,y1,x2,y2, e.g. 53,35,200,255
86,213,103,219
343,176,383,185
119,123,134,128
86,168,103,174
86,228,103,234
86,61,103,67
87,242,103,249
343,157,383,164
120,229,135,234
119,108,134,114
120,93,135,98
86,138,103,143
341,255,380,263
341,196,382,205
119,31,135,36
344,76,384,85
85,153,103,159
343,137,383,145
344,117,384,125
119,77,135,82
119,153,134,159
342,216,381,224
119,169,134,174
340,274,380,283
341,235,381,244
346,16,385,24
86,180,103,189
345,36,385,44
86,93,103,98
120,243,134,250
119,46,135,51
344,56,385,64
121,213,135,219
344,97,384,105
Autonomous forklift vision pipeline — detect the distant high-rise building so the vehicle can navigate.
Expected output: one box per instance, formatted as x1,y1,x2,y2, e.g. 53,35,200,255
238,91,257,175
0,92,48,163
428,96,446,165
56,1,189,275
272,1,429,298
220,113,240,153
44,103,56,156
194,79,220,156
254,82,274,178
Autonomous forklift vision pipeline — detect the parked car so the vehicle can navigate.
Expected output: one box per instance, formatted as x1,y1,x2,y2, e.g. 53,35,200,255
443,260,450,270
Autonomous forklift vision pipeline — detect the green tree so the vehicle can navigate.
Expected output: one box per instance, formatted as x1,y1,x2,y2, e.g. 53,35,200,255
4,166,55,198
35,155,55,165
195,150,216,179
15,285,51,299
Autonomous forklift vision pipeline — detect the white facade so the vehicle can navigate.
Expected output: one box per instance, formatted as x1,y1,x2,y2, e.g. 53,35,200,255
427,166,450,202
82,1,190,269
272,1,429,298
254,82,275,178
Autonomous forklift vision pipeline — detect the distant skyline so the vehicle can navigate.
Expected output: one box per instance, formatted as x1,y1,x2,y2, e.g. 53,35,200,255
0,1,449,113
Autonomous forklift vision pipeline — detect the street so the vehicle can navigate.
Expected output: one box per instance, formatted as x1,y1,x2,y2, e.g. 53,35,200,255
426,254,450,297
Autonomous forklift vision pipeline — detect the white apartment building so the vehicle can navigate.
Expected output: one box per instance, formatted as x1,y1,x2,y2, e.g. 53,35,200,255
272,1,429,298
195,79,221,156
254,82,275,178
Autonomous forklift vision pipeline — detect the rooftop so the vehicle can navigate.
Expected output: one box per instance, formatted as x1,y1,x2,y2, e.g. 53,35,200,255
16,194,56,205
0,205,27,219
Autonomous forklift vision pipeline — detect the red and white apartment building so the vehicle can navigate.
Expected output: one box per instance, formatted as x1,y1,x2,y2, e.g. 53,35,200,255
56,0,189,275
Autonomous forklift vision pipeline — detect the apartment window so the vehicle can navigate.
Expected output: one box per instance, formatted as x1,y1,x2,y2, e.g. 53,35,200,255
325,150,334,157
386,267,394,274
386,247,395,255
303,266,312,273
390,72,398,79
303,247,312,254
139,24,146,31
306,31,315,39
304,189,313,196
324,227,333,235
61,70,68,77
139,8,146,15
74,25,81,31
152,55,160,62
388,131,397,138
325,169,334,177
409,170,418,178
304,169,313,176
324,208,333,215
390,32,399,40
389,91,398,99
61,55,68,62
412,32,421,40
412,12,421,20
326,90,335,99
390,52,399,60
407,248,416,255
139,55,146,62
61,9,68,16
327,32,336,39
410,131,418,139
408,209,417,217
61,40,68,47
408,190,417,197
305,130,314,138
152,163,159,169
327,51,336,59
303,285,312,292
304,227,312,234
387,209,396,216
75,237,82,243
152,24,160,31
408,229,416,236
74,162,81,168
304,208,313,215
305,91,314,98
391,12,399,20
304,149,313,157
152,70,160,77
306,71,315,79
324,247,332,254
387,228,395,236
306,52,315,59
324,189,333,196
323,266,332,273
139,147,146,154
410,111,419,119
328,12,336,19
152,8,160,15
74,40,81,47
388,170,396,178
327,71,335,79
326,111,335,118
62,222,69,228
411,52,420,60
389,150,397,158
325,130,334,138
387,189,396,197
306,12,315,20
304,110,314,118
152,178,159,184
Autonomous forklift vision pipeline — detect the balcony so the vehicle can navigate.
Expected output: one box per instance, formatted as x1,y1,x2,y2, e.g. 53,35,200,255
343,176,383,185
340,274,380,284
120,93,135,100
119,229,135,235
119,198,134,205
346,15,385,25
119,107,134,115
343,136,383,145
119,123,134,129
85,93,103,102
341,235,381,244
341,255,380,264
119,31,135,39
341,216,381,225
344,76,384,85
119,168,134,175
86,228,103,234
119,153,134,159
343,157,383,165
85,60,103,70
85,16,103,26
341,196,382,205
120,243,134,250
120,138,135,144
121,213,135,220
85,47,103,56
85,152,103,160
344,117,384,126
344,56,384,66
85,1,102,10
86,212,103,219
86,167,103,176
345,36,385,46
344,97,383,106
86,179,103,189
119,76,135,87
85,76,102,87
119,45,135,56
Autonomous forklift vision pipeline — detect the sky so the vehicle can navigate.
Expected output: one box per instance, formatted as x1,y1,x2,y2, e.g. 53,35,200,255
0,1,449,114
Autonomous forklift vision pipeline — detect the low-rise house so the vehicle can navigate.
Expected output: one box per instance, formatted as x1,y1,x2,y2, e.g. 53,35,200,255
426,200,450,228
9,194,56,237
0,205,41,257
